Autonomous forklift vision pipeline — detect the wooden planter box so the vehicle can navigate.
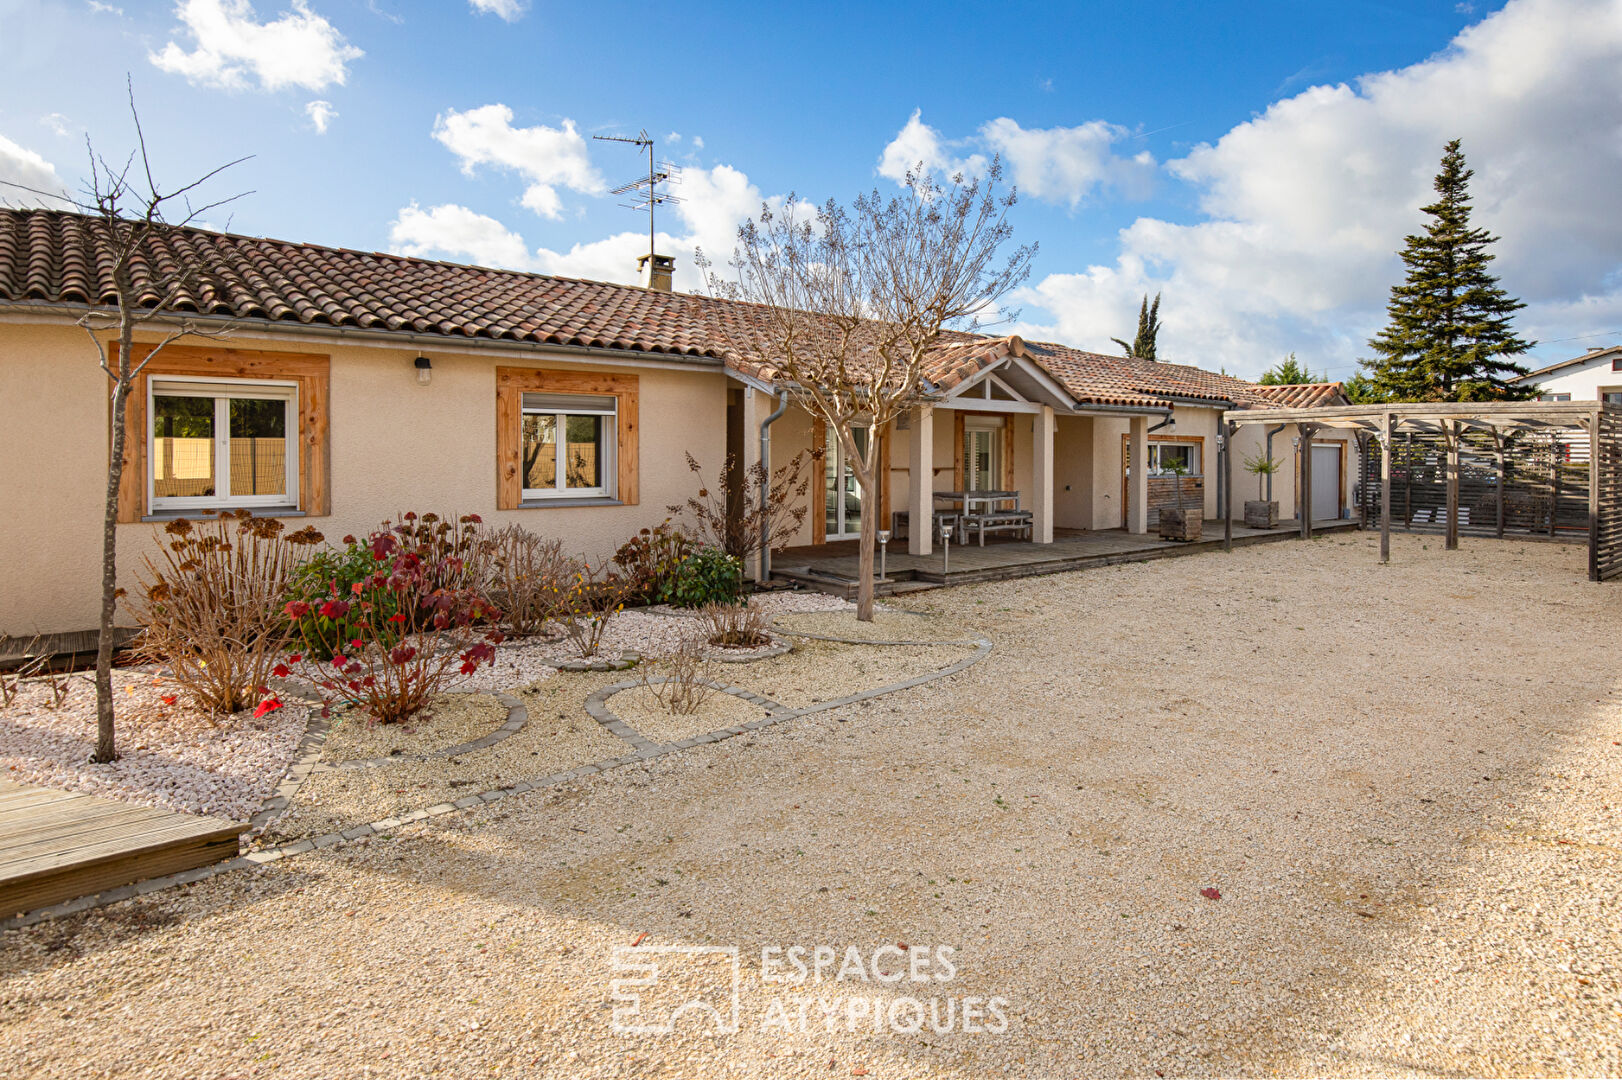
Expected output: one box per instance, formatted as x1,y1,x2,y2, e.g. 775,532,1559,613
1243,500,1279,529
1158,508,1202,541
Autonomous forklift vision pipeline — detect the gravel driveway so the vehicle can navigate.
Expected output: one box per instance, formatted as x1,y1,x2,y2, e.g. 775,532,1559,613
2,533,1618,1078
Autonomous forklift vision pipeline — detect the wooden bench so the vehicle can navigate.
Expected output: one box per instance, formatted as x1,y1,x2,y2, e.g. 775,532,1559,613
964,510,1033,545
891,510,962,542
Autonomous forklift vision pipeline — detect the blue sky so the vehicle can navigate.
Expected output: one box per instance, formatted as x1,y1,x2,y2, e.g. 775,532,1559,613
3,0,1620,380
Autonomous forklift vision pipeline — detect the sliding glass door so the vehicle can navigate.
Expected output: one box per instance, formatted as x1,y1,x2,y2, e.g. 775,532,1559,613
824,422,870,540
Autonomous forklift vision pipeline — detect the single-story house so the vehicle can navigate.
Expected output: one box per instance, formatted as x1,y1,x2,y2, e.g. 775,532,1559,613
0,209,1358,649
1513,345,1622,403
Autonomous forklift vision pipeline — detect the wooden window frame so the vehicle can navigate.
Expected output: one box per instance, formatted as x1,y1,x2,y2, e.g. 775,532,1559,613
1121,433,1206,517
497,367,638,509
114,343,330,523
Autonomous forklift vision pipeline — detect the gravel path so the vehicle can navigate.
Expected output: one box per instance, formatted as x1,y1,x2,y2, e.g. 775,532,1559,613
2,534,1619,1078
0,669,307,821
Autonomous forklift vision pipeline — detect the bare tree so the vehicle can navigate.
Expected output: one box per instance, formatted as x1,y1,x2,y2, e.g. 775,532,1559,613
2,83,248,761
703,160,1034,620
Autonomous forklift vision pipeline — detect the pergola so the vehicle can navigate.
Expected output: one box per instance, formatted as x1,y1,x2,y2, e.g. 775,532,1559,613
1220,401,1622,581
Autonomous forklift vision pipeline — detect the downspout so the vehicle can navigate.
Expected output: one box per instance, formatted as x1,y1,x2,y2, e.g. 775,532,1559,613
757,389,790,584
1264,424,1287,501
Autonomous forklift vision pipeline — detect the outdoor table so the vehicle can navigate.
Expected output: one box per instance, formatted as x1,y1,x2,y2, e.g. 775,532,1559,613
933,490,1021,514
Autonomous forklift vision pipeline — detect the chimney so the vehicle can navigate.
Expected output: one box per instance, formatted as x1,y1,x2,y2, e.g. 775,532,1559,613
638,253,675,292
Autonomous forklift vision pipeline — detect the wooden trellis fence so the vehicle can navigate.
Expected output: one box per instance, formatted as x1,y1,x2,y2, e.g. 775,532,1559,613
1220,401,1622,582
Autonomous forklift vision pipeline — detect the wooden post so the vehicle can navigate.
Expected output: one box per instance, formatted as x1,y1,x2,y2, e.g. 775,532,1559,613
1222,420,1234,552
1550,435,1560,536
1589,417,1601,582
1380,413,1393,564
1404,432,1412,528
1299,424,1315,540
1493,429,1506,539
1445,420,1460,550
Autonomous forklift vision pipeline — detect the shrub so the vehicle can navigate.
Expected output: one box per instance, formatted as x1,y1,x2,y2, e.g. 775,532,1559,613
480,525,574,637
665,547,744,609
278,530,503,724
697,603,772,649
554,561,633,658
612,521,693,605
388,512,491,597
130,511,324,714
638,637,715,715
667,449,819,559
285,540,402,660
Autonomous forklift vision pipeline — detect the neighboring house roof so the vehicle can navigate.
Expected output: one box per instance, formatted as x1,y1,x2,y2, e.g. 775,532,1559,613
1515,345,1622,382
1251,382,1348,408
0,208,1273,415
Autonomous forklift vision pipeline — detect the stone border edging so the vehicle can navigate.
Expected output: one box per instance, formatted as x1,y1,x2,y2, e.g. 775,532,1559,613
0,637,991,932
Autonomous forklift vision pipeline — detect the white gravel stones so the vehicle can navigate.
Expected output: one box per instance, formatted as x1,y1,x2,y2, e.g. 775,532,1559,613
0,669,307,821
6,537,1617,1077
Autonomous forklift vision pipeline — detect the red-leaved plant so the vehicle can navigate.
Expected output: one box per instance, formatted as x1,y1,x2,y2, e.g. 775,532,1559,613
273,524,503,724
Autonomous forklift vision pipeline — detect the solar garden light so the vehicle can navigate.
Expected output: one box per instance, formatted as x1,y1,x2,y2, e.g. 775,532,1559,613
878,529,891,582
939,520,953,576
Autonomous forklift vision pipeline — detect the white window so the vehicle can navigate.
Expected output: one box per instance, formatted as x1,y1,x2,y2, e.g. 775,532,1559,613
1147,442,1200,476
149,377,298,511
1539,393,1572,402
521,392,617,499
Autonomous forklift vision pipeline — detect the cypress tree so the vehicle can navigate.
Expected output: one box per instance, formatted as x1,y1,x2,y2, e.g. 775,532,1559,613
1112,292,1161,360
1363,140,1534,401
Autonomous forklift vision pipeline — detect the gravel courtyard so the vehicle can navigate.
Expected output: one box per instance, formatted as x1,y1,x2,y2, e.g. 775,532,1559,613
2,532,1619,1078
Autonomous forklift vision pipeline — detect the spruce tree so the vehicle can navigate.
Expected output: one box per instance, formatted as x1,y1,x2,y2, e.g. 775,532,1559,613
1258,353,1320,385
1363,140,1534,401
1112,292,1161,360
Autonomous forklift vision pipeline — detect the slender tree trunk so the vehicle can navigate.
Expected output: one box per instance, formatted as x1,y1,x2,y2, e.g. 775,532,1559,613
848,428,879,622
94,323,132,763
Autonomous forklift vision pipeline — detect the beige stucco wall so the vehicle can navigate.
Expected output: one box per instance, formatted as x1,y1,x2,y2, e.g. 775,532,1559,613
0,321,730,638
1226,420,1361,522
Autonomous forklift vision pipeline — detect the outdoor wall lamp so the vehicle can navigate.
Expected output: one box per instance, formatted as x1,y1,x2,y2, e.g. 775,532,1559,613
414,355,432,385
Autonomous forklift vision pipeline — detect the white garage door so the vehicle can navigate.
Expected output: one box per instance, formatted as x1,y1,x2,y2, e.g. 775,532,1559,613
1311,443,1342,521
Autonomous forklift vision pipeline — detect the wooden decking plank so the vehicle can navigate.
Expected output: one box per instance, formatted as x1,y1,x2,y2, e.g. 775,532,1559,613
1,815,242,877
1,832,243,917
0,785,87,812
0,780,247,917
0,802,181,852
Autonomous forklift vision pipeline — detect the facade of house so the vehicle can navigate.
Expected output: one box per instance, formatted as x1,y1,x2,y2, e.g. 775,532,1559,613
1514,345,1622,403
0,209,1355,647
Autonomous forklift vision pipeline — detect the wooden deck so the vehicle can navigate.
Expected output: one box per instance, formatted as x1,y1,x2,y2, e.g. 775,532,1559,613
776,519,1360,596
0,780,246,918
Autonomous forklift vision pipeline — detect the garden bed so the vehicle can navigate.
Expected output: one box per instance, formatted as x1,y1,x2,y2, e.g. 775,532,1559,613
318,693,509,763
605,683,767,744
0,669,307,822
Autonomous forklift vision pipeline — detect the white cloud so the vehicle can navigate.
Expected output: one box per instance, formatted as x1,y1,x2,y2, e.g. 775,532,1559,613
878,110,1152,204
87,1,124,14
691,136,704,150
386,162,789,291
389,203,538,270
432,104,603,220
468,0,525,19
304,99,336,133
1013,0,1622,378
150,0,363,92
40,113,71,138
0,134,69,207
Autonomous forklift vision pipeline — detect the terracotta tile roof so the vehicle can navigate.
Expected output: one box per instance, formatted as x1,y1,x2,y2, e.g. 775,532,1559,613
0,208,1273,414
0,208,723,358
1023,340,1275,410
1250,382,1348,408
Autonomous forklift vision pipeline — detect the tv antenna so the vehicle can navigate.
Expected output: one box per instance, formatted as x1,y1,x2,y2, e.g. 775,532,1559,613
593,129,681,262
